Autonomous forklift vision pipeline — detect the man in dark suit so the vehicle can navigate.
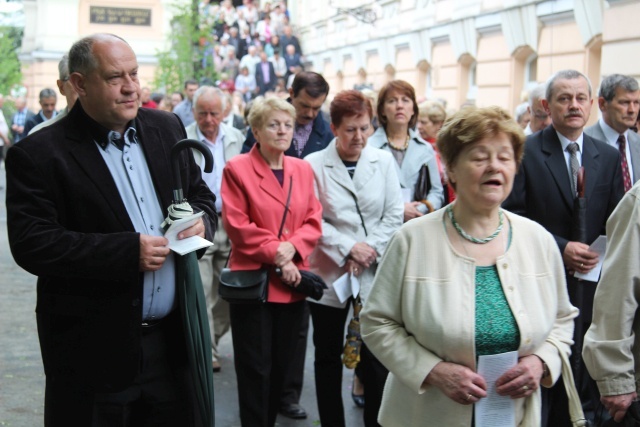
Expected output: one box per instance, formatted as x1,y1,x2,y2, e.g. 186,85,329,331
585,74,640,191
243,71,333,420
280,25,302,56
5,34,217,426
504,69,624,426
23,88,58,135
255,51,277,95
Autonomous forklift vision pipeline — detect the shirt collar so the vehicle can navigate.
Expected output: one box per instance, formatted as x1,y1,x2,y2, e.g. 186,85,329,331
295,121,313,132
196,125,225,146
556,130,584,154
599,117,628,143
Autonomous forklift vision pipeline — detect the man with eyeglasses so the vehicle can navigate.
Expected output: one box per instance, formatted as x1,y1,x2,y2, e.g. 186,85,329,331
186,85,244,373
524,83,552,135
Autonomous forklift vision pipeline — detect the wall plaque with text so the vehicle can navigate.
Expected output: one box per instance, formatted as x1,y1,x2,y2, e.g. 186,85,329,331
90,6,152,26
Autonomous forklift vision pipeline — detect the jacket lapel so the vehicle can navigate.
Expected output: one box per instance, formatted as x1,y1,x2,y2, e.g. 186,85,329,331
250,145,286,207
628,132,640,183
352,145,378,193
541,127,575,210
136,122,173,210
65,106,134,231
581,134,600,201
324,139,357,196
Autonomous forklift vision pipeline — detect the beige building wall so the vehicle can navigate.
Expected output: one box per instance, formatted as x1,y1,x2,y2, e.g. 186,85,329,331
20,0,179,111
295,0,640,121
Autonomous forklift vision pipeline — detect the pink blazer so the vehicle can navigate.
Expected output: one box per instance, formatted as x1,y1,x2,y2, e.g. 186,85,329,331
221,145,323,303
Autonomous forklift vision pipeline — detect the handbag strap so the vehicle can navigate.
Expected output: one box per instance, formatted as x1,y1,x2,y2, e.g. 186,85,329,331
224,175,294,268
547,337,588,427
277,176,293,238
351,194,368,237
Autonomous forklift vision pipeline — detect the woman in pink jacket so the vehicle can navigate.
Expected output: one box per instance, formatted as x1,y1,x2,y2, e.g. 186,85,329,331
221,97,323,427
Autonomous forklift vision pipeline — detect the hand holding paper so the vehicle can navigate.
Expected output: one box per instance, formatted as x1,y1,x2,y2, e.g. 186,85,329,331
164,211,213,255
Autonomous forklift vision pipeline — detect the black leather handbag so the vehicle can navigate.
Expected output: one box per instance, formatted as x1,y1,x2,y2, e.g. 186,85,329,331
219,176,293,304
219,268,269,304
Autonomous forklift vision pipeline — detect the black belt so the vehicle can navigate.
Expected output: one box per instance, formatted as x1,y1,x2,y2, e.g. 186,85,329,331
141,318,164,328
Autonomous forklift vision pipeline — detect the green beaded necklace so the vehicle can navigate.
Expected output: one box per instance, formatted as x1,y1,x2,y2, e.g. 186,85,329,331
446,204,504,244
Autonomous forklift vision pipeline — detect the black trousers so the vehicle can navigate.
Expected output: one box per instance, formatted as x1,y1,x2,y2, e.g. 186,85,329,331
44,313,191,427
280,301,310,406
309,301,352,427
359,343,389,427
230,300,305,427
542,277,603,427
309,301,389,427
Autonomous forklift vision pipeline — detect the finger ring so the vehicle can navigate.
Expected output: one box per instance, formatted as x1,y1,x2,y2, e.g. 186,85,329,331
354,268,358,273
466,394,473,401
580,263,584,268
522,385,529,391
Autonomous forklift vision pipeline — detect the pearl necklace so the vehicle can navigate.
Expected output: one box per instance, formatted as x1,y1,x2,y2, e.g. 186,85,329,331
446,204,504,244
388,134,410,151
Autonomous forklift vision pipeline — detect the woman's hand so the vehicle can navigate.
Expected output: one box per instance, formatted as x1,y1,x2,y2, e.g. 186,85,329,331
349,243,377,268
404,201,424,222
280,261,301,287
345,259,366,277
424,361,487,405
495,355,544,399
275,241,296,267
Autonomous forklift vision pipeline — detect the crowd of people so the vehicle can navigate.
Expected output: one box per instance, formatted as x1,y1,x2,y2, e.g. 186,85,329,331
5,25,640,427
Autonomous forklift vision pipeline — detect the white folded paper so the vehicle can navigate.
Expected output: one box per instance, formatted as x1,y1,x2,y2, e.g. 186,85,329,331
333,272,361,303
574,235,607,282
164,211,213,255
475,351,518,427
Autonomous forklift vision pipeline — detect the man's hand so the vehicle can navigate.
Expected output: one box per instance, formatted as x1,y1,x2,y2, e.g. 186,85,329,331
178,218,205,239
563,241,599,274
275,241,296,267
602,392,637,422
139,235,170,271
404,201,424,222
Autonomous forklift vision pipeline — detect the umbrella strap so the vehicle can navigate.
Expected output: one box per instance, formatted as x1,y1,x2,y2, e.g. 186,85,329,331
224,176,293,268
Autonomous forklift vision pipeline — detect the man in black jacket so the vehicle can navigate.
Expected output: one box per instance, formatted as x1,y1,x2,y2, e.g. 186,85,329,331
6,33,217,426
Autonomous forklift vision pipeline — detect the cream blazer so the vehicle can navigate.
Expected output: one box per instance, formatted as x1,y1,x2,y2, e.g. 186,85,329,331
361,208,578,427
305,140,404,308
583,183,640,396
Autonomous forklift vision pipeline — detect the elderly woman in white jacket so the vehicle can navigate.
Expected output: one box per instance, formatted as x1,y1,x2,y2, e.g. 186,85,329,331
305,90,403,427
368,80,443,222
361,106,578,426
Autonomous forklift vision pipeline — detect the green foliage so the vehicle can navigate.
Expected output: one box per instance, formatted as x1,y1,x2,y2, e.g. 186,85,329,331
0,26,24,95
153,2,219,94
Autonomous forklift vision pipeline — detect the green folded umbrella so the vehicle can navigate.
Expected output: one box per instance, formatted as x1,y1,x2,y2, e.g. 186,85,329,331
168,139,216,426
176,251,215,426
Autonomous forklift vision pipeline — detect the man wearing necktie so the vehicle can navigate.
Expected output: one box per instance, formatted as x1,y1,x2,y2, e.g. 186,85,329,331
504,69,624,426
585,74,640,192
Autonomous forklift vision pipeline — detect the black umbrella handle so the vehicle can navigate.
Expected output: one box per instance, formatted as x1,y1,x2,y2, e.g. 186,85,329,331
170,139,213,202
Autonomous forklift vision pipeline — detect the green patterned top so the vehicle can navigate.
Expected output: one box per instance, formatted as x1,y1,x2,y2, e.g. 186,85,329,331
475,265,520,356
